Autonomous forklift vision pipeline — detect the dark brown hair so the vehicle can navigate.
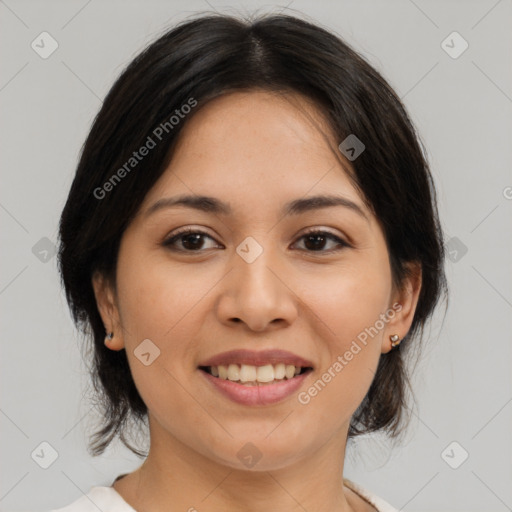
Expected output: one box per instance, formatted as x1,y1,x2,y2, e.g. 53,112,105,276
58,11,448,457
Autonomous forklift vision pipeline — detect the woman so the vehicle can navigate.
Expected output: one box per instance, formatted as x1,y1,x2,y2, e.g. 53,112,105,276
56,11,447,512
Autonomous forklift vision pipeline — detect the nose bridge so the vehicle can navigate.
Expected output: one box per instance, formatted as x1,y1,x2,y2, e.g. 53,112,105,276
216,233,297,330
234,234,282,300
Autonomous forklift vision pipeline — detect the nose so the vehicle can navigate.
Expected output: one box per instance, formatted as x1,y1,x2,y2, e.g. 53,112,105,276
215,245,299,332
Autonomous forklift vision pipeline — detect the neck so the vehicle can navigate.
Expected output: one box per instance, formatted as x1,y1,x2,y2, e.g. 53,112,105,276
114,417,359,512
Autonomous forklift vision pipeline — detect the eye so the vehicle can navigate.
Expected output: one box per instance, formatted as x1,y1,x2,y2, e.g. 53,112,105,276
292,229,350,253
163,227,220,252
163,227,350,254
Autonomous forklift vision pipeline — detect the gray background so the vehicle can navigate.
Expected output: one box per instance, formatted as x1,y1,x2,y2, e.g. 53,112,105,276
1,0,511,511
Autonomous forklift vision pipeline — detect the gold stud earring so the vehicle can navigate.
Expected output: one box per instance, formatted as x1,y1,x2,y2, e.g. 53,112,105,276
390,334,401,348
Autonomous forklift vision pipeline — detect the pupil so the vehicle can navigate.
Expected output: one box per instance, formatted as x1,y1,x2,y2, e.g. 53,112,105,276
305,234,325,250
183,234,203,250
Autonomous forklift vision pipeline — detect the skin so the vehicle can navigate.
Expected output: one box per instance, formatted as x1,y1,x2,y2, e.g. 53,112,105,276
93,90,422,512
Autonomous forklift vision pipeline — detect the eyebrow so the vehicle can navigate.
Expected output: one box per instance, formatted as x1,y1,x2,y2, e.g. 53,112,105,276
144,193,369,221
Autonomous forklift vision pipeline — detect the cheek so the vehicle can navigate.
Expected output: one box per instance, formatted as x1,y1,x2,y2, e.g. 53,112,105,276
116,249,204,338
295,258,391,419
115,250,218,389
305,255,392,347
114,255,208,422
335,273,389,341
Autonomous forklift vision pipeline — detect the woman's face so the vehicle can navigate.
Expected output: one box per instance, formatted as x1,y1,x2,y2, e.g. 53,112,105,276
94,90,420,471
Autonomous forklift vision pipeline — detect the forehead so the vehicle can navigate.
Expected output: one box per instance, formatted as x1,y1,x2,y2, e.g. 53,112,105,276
142,90,364,215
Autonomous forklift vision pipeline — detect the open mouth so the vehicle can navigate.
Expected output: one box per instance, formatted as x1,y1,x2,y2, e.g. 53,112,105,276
198,364,313,386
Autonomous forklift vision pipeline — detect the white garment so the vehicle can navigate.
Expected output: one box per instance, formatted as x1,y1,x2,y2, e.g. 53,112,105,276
50,478,398,512
344,479,399,512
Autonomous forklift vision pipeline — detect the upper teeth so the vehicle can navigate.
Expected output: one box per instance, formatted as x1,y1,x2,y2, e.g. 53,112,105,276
210,363,302,382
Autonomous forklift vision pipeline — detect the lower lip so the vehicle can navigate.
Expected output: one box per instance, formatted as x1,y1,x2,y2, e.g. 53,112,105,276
199,369,312,406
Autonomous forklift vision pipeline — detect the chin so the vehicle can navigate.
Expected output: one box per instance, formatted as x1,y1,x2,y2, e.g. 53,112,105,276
203,435,308,472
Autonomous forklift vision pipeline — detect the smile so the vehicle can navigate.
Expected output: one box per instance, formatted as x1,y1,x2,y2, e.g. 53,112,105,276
200,363,312,385
198,364,314,406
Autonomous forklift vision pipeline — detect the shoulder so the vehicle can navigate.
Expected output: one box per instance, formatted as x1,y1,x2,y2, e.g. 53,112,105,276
343,478,399,512
50,486,136,512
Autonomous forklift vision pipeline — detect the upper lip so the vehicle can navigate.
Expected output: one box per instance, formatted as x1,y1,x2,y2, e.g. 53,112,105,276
198,349,314,368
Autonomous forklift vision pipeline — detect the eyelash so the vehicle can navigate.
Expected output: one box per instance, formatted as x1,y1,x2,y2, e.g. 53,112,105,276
162,227,350,254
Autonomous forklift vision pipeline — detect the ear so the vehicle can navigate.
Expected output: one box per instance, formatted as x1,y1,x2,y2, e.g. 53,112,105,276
91,270,125,351
381,261,422,354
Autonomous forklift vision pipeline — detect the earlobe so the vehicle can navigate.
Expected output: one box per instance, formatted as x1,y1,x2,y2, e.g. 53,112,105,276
104,330,124,351
91,271,125,351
